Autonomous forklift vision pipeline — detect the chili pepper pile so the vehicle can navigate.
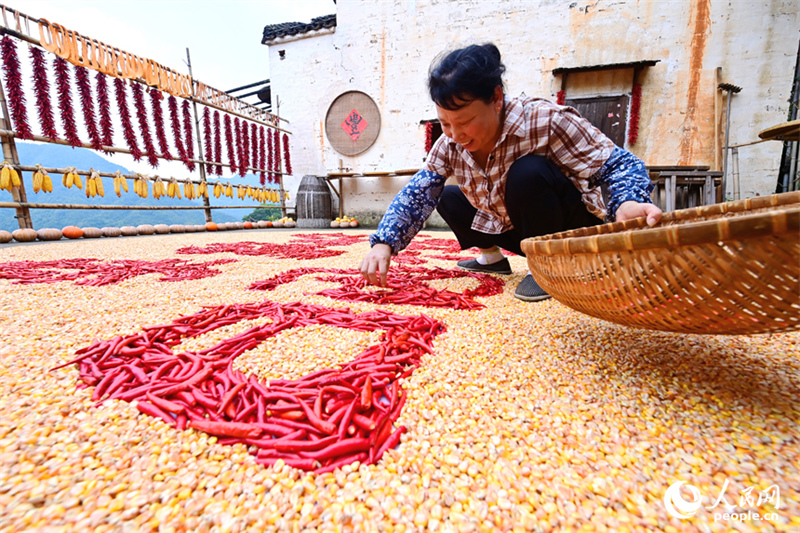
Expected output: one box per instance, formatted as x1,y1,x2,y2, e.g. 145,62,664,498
0,258,235,286
53,301,445,473
288,232,366,247
248,266,505,310
175,242,345,260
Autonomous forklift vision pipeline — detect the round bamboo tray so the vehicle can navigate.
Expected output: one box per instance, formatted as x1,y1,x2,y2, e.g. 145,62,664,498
520,192,800,335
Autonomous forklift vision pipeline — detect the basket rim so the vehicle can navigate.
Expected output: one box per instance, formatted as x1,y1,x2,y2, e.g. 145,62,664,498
522,191,800,256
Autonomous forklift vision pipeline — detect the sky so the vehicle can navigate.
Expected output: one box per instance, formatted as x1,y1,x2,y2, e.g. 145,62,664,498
8,0,336,89
2,0,335,179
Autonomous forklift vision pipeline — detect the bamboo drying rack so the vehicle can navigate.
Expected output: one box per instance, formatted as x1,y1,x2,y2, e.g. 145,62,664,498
0,5,291,230
521,192,800,336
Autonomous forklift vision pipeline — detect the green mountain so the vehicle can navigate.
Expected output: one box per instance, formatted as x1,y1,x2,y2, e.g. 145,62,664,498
1,142,275,232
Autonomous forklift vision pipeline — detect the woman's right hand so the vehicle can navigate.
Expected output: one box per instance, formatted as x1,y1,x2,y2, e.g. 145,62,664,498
359,243,393,287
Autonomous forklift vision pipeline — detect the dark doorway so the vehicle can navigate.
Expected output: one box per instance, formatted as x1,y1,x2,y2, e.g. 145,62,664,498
565,95,629,148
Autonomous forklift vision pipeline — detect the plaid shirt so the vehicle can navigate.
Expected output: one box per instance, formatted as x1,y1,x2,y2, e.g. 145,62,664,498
425,96,613,233
370,97,652,254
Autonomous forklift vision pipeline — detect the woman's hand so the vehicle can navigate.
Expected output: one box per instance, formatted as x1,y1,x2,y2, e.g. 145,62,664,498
616,201,663,227
359,243,393,287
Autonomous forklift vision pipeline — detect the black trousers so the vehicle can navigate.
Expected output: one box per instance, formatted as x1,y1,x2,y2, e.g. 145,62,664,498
435,155,602,256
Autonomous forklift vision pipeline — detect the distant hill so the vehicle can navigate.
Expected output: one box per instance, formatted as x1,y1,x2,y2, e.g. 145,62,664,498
1,142,276,232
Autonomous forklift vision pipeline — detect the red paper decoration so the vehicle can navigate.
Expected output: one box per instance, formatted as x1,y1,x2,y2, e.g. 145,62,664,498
53,58,82,148
628,83,642,146
0,36,32,140
114,78,142,161
424,122,434,153
29,47,58,140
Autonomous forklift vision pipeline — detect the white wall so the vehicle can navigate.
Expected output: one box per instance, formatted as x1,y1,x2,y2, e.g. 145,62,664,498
267,0,799,221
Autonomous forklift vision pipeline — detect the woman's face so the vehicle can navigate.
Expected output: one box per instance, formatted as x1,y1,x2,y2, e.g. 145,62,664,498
436,86,503,158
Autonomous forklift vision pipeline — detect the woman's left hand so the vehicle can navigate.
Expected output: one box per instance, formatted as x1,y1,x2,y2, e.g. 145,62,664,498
615,201,663,226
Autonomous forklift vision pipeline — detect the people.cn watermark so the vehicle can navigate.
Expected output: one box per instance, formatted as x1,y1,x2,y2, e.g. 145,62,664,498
663,479,780,522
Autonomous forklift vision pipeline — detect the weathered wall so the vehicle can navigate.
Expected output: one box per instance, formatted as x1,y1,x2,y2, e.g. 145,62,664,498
267,0,799,222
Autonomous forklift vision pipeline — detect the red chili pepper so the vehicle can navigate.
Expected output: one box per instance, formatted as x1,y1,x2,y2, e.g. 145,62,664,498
146,392,186,415
176,414,188,431
273,434,338,453
360,379,372,410
190,419,263,439
287,393,337,435
252,422,295,437
314,452,369,474
352,413,376,432
338,399,357,440
299,437,370,461
136,400,176,426
218,382,246,415
374,425,407,461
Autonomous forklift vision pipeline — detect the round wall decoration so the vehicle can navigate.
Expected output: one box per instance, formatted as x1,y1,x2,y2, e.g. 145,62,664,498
325,91,381,156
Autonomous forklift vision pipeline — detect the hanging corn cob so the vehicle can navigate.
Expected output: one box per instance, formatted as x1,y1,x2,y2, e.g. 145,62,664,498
183,178,196,200
198,180,208,199
61,166,82,190
113,170,128,197
152,176,165,199
134,174,149,198
0,161,21,192
30,47,58,140
167,177,182,199
213,181,224,199
32,165,53,193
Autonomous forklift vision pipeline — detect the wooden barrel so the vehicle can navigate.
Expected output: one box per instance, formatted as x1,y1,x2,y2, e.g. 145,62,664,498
296,175,332,228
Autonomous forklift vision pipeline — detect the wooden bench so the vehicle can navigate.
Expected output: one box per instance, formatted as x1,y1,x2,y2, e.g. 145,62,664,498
323,169,419,218
647,166,722,212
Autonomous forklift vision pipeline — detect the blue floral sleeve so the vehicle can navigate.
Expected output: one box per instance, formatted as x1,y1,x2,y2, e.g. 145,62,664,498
593,146,654,221
369,169,447,254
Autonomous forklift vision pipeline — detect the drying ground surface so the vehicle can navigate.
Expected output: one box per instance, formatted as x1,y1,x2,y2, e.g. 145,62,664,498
0,229,798,533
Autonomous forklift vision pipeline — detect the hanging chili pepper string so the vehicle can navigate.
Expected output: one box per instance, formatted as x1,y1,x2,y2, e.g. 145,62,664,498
556,90,566,106
267,127,274,184
202,107,213,175
239,120,249,177
149,88,173,161
95,72,114,151
282,133,292,176
424,122,434,153
114,78,142,161
213,111,222,176
53,58,82,148
1,36,33,140
168,95,189,170
259,126,266,186
628,83,642,146
131,82,158,167
181,100,195,171
75,66,103,151
251,123,259,177
234,117,243,177
224,114,237,176
272,128,281,184
29,46,58,140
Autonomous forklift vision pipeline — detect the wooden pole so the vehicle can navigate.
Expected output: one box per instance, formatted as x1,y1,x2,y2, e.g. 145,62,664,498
0,74,33,229
186,48,213,223
0,201,262,210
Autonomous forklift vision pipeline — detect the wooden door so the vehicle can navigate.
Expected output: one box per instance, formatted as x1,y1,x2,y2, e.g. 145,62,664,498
565,95,629,148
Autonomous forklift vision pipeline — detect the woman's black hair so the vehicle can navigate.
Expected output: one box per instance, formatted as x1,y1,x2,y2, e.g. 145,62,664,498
428,43,505,110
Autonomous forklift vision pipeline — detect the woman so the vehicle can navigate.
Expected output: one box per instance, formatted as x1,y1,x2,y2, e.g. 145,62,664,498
359,43,661,302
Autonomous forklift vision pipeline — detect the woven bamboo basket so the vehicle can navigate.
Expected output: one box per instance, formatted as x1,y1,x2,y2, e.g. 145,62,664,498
520,192,800,335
